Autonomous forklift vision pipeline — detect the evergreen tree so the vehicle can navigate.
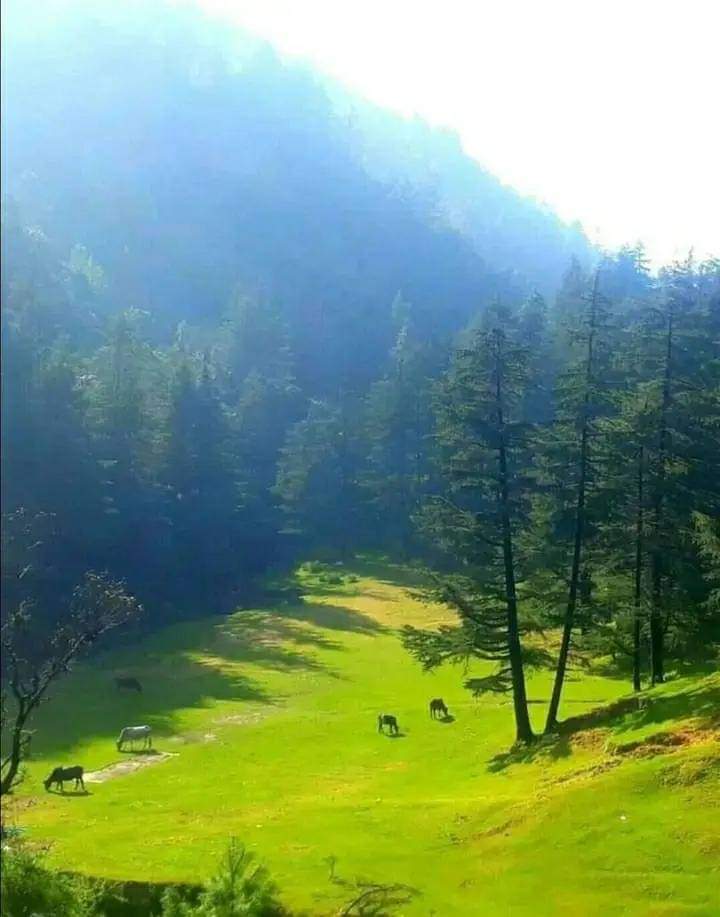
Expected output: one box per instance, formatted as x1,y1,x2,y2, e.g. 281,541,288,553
596,387,655,690
85,310,164,597
275,399,361,560
642,259,720,678
404,307,536,744
361,296,436,556
545,270,613,731
163,352,242,607
517,291,555,423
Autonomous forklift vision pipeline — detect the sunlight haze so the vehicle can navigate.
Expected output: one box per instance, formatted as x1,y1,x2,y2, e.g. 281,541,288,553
3,3,719,912
195,0,719,266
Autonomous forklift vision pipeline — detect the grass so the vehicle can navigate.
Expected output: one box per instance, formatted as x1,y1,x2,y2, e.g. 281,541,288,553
5,561,719,915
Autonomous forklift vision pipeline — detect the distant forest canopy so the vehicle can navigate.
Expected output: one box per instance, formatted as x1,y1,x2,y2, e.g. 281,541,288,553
1,0,594,347
2,0,718,702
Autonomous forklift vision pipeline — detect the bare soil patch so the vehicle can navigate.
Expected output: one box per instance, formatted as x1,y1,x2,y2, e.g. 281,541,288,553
85,752,176,783
214,708,279,728
611,725,719,759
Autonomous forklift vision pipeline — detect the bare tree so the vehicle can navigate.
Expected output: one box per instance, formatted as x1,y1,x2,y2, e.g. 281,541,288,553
1,561,142,795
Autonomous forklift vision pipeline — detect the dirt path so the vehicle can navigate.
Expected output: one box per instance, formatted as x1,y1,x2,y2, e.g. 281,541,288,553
85,752,176,783
84,711,277,783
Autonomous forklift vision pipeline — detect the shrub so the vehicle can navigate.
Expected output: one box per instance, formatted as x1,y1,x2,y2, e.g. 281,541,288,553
0,843,99,916
160,839,285,916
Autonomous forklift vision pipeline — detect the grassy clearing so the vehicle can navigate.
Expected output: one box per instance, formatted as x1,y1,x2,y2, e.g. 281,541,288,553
5,561,719,915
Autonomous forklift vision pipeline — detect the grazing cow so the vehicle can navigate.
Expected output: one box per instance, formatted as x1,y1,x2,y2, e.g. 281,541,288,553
44,765,85,792
378,714,399,735
429,698,449,719
117,725,152,751
115,676,142,693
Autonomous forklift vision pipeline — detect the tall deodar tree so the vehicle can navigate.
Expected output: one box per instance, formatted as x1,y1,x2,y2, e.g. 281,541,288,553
404,307,536,743
545,270,612,732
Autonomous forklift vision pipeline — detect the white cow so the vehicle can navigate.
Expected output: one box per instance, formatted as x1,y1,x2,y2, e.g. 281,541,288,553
117,725,152,751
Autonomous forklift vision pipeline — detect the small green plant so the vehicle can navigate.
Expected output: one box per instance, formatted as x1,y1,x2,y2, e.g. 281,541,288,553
160,838,285,916
323,854,338,882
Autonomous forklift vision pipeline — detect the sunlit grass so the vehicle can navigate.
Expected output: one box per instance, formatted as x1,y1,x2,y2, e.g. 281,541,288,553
5,564,718,915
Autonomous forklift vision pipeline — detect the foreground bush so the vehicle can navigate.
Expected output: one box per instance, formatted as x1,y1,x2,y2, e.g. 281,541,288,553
0,843,99,916
160,839,286,916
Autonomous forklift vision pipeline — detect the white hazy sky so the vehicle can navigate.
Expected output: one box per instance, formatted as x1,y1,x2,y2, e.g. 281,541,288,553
192,0,719,266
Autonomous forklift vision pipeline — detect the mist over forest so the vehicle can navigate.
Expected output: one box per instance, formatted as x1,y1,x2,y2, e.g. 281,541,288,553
1,0,597,617
1,3,718,915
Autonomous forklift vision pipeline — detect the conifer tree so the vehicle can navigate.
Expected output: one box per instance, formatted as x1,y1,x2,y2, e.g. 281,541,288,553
641,259,720,678
545,270,612,731
163,352,241,606
275,399,361,559
86,310,161,587
404,307,535,744
361,297,435,556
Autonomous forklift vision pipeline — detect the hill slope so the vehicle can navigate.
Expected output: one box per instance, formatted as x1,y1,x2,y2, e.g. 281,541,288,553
2,1,593,386
8,563,719,915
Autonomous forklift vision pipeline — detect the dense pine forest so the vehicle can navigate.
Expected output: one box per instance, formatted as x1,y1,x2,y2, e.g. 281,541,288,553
1,2,595,618
1,3,719,916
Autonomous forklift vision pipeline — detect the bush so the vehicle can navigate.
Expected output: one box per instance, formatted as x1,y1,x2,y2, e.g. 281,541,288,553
0,843,100,916
160,839,285,916
323,573,344,585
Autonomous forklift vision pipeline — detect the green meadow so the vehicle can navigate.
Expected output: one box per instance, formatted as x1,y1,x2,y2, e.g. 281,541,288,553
8,563,720,916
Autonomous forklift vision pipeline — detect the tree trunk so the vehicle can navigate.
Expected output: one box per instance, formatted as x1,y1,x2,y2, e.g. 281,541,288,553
500,503,534,744
632,444,645,692
494,334,534,744
0,703,29,796
650,312,673,685
545,272,599,733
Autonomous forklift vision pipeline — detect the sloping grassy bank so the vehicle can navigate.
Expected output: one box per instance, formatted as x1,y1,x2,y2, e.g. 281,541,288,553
5,562,718,915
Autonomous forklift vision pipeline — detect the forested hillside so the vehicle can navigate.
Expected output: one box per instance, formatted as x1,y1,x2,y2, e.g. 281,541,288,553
2,3,719,914
1,0,718,697
1,1,594,618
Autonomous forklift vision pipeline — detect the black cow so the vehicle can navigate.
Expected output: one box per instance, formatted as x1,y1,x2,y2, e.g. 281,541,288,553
44,765,85,792
378,714,399,735
115,676,142,693
429,698,449,719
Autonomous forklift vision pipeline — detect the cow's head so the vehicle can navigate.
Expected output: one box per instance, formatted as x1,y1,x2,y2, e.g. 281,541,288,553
43,769,58,790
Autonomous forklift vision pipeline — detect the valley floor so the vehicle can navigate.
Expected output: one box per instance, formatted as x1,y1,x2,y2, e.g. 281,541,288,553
6,562,719,915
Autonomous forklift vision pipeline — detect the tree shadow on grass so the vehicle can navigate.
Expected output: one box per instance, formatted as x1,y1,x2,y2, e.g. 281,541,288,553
275,601,386,636
44,789,92,797
26,601,355,760
116,748,159,756
487,734,572,772
218,610,347,665
586,678,720,736
349,557,431,591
